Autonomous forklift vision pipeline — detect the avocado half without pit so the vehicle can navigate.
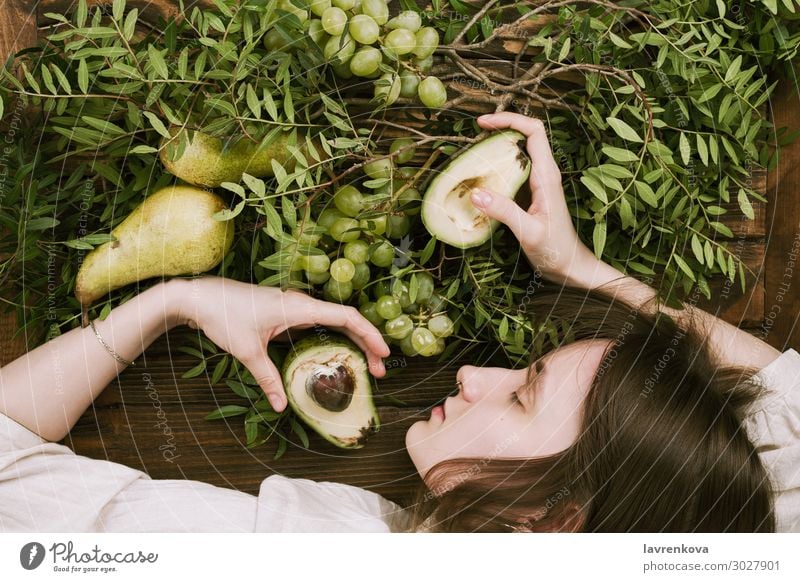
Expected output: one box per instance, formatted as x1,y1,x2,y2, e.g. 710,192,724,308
282,334,380,449
421,130,532,249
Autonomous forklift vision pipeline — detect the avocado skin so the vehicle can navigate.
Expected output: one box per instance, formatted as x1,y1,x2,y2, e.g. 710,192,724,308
74,186,234,306
282,334,381,449
160,128,326,187
421,129,531,249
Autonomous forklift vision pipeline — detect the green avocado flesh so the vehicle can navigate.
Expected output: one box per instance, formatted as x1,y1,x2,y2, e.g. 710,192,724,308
421,130,531,248
282,335,380,449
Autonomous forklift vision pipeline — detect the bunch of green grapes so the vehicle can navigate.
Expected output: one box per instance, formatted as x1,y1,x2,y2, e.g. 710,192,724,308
358,270,455,357
264,0,447,108
288,138,422,303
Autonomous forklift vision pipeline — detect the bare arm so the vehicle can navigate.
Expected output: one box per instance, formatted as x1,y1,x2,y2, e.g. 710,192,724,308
474,111,781,373
565,255,781,371
0,279,184,442
0,276,390,443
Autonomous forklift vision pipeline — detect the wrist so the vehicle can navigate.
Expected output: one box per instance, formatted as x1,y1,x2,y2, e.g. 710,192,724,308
163,277,193,329
561,249,623,290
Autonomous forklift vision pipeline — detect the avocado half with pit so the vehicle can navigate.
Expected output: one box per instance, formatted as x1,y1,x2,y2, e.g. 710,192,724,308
160,127,326,188
421,130,531,248
281,334,380,449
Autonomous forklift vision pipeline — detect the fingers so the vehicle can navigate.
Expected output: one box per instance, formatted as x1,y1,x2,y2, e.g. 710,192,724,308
477,113,560,180
243,348,287,412
470,188,530,243
284,295,390,377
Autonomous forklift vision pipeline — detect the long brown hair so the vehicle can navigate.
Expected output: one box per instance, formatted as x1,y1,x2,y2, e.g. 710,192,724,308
405,281,775,532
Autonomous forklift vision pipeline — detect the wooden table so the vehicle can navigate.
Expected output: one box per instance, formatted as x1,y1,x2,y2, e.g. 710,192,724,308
1,0,799,507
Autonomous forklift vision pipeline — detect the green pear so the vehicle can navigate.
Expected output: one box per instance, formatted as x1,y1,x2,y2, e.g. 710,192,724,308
75,186,235,308
159,127,327,187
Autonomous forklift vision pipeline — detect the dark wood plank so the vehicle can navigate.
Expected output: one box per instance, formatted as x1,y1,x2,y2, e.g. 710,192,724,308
764,75,800,351
0,0,37,65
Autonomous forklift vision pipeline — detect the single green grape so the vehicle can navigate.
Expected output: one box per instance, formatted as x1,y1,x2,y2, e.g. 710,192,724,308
376,295,402,320
399,334,418,356
318,207,346,230
349,46,382,77
413,27,439,58
343,239,370,263
413,54,433,72
351,262,371,289
291,220,321,246
427,293,447,314
397,187,421,215
385,213,410,239
370,240,395,267
431,338,446,356
359,215,387,235
329,217,361,242
360,0,389,25
398,69,420,99
306,19,328,45
349,14,380,44
304,252,331,274
321,6,348,36
384,28,417,56
332,0,356,9
385,314,413,340
263,29,292,52
413,271,435,303
411,327,437,356
333,185,364,217
386,10,421,32
279,0,309,23
418,76,447,108
397,166,417,180
308,0,331,17
330,257,356,282
331,61,354,79
324,33,355,65
374,72,401,106
323,278,353,302
390,138,416,164
305,269,331,284
372,279,389,300
359,301,385,327
364,157,393,179
428,314,454,338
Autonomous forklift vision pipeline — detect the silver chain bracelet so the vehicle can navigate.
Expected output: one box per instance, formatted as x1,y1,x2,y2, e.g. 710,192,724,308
89,319,136,367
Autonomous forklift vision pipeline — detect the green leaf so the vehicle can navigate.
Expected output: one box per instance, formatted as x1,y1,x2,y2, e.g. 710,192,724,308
129,145,158,154
123,8,138,41
690,234,704,265
147,45,169,79
634,181,659,207
113,0,126,21
710,221,734,238
607,117,643,143
592,222,607,258
602,145,639,163
225,379,261,400
580,174,608,203
609,31,633,49
26,217,60,230
213,200,246,221
679,132,691,165
205,405,249,420
0,95,3,120
246,84,261,119
737,189,755,220
143,111,171,138
290,417,310,448
673,255,696,281
420,236,437,265
696,134,708,166
77,59,89,93
182,360,207,379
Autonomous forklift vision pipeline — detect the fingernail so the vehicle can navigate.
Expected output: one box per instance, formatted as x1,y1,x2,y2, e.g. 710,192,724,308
471,189,492,207
268,394,283,410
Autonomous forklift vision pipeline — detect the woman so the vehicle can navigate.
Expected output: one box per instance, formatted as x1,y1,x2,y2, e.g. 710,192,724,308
0,113,798,533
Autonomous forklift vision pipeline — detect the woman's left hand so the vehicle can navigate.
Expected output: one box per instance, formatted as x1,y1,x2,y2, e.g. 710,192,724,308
172,276,391,412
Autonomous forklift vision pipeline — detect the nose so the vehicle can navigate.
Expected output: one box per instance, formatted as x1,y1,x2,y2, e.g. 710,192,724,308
455,365,484,403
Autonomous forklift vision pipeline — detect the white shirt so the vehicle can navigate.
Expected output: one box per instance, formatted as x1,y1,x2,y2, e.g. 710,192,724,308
1,350,799,532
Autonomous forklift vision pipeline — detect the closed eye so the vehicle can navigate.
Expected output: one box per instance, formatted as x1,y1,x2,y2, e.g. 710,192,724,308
512,359,545,408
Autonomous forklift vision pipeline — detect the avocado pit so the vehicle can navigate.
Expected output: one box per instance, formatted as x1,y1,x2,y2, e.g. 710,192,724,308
305,362,355,412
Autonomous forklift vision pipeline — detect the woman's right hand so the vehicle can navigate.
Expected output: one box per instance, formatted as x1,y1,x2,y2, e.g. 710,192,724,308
472,112,598,286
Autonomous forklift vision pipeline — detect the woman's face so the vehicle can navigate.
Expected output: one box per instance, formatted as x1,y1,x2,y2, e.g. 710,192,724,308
405,339,612,484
